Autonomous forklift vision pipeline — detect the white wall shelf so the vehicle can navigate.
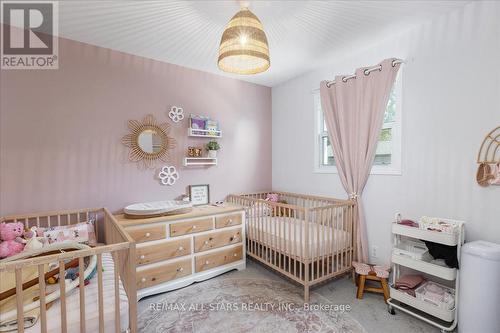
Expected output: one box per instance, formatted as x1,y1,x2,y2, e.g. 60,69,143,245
183,157,217,166
188,128,222,138
388,221,465,333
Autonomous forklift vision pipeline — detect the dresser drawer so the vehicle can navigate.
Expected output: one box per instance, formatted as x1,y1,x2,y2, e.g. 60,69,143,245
215,213,242,229
137,259,191,289
136,238,191,265
170,218,213,237
194,228,242,253
195,245,243,273
126,225,165,243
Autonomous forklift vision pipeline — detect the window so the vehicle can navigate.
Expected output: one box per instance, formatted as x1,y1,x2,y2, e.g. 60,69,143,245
314,73,402,175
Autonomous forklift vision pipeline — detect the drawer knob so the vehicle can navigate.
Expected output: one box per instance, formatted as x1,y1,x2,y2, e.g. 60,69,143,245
227,219,233,224
145,232,151,237
192,225,197,230
204,240,209,245
233,253,238,257
177,267,184,272
141,277,146,283
205,260,210,265
178,246,184,251
140,255,145,259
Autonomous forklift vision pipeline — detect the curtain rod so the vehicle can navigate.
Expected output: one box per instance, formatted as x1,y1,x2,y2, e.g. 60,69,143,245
310,58,405,93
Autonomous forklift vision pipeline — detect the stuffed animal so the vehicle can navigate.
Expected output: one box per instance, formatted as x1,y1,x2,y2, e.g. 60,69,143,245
23,227,47,251
0,222,26,258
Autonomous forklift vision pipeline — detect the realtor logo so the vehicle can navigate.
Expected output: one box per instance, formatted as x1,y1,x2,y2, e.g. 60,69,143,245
1,1,58,69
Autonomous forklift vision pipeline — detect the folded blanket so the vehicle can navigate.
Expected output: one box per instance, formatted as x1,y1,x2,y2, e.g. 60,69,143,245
395,274,425,289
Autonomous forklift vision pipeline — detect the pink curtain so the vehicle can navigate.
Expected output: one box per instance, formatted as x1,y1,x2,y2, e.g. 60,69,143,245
320,58,401,262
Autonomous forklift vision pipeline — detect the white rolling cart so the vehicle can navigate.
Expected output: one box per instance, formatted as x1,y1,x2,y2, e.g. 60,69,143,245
387,219,465,333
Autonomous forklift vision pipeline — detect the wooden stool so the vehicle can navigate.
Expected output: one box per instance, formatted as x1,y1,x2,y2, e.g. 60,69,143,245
353,261,390,303
356,273,390,302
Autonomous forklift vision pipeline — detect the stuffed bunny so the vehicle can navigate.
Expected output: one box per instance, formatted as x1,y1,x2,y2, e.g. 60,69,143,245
23,226,47,251
0,222,26,258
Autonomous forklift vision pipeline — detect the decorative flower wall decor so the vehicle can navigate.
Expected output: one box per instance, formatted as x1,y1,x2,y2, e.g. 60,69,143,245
159,165,179,186
168,106,184,123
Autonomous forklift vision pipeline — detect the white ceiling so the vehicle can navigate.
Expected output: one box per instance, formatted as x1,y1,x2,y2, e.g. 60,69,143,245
53,0,470,87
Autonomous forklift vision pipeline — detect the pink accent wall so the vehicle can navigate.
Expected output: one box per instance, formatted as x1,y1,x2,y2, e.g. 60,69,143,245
0,34,272,215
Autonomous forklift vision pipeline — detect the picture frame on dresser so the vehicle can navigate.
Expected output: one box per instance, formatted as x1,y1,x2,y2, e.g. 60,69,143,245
189,184,210,206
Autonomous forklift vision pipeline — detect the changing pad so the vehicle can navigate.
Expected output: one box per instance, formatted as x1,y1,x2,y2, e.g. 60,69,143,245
124,200,192,217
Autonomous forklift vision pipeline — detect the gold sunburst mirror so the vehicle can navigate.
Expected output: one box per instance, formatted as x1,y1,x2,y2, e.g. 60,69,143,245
122,114,176,169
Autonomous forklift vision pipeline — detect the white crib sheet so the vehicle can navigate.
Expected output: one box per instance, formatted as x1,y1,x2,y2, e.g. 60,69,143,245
248,217,351,259
26,252,129,333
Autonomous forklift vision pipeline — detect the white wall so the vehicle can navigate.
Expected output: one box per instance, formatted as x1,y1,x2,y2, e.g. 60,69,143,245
272,1,500,264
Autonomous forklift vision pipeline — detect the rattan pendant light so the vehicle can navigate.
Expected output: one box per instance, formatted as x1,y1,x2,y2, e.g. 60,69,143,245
218,7,270,75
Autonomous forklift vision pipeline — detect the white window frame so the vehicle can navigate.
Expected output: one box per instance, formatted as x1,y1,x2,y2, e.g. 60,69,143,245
313,72,402,175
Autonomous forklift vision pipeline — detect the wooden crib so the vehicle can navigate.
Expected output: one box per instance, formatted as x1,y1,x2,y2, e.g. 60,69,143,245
227,191,356,302
0,208,137,333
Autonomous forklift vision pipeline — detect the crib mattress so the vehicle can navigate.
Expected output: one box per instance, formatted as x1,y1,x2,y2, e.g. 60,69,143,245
26,253,129,333
247,217,351,259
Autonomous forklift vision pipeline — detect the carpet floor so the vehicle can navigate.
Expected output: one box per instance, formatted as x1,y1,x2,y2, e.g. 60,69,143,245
138,259,441,333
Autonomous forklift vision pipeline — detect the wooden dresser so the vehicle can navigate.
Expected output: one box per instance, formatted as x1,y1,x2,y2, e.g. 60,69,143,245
114,204,245,300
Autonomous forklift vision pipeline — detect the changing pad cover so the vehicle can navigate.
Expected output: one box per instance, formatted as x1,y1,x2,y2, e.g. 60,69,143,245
124,200,192,216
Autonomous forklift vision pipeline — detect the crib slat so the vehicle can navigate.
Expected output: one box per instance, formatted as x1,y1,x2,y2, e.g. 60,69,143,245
336,207,340,273
248,200,252,258
292,208,296,278
321,209,325,279
287,208,291,275
316,209,320,280
114,251,121,333
250,199,254,258
277,207,281,271
304,209,310,301
15,268,24,333
261,204,264,259
264,204,268,264
341,207,345,270
256,201,259,258
98,253,104,333
327,208,331,275
59,261,67,332
299,209,303,279
350,205,354,264
79,257,86,333
38,264,47,333
273,205,276,267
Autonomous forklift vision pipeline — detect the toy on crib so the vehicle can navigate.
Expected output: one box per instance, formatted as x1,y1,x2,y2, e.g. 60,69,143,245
65,267,79,280
0,222,26,259
47,276,58,284
23,226,47,251
265,193,279,202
